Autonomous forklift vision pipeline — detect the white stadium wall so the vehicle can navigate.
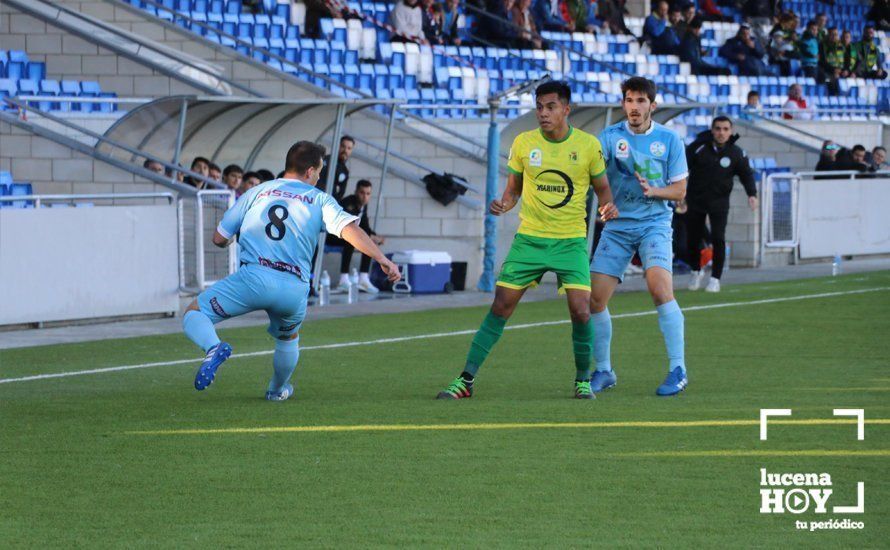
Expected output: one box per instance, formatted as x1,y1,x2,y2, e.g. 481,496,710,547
0,204,180,325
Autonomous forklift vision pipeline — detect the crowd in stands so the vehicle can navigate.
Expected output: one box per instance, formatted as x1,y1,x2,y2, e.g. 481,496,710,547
816,141,887,172
294,0,889,94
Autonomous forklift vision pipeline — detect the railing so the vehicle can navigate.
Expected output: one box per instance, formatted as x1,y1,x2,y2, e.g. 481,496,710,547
0,192,174,208
178,189,237,292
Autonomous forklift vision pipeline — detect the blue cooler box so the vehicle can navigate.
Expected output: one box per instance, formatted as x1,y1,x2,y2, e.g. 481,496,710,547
392,250,452,294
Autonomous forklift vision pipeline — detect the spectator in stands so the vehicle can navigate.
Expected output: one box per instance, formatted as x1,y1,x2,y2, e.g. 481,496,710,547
319,135,354,203
652,6,682,55
143,159,164,175
815,12,828,42
643,1,669,47
512,0,543,49
868,0,890,31
391,0,426,43
422,0,445,45
769,12,798,46
443,0,464,45
685,116,757,293
478,0,517,47
222,164,243,192
845,144,871,172
854,24,888,79
562,0,596,33
768,29,795,76
798,20,822,80
304,0,346,39
208,162,222,182
815,140,841,172
598,0,633,36
869,146,888,171
533,0,571,32
782,83,814,120
697,0,729,22
256,169,276,183
186,156,210,189
720,23,769,76
740,90,761,120
820,26,845,95
167,164,186,183
675,2,696,39
238,171,261,197
743,0,776,45
842,29,859,76
680,18,730,75
329,180,386,294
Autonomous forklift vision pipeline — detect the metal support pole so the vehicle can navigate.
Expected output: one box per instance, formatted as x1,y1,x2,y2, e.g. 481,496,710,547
312,104,347,292
478,101,500,292
172,97,189,184
373,104,397,232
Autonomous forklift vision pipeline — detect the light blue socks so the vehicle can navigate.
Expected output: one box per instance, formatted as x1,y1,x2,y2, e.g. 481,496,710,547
182,310,220,353
268,338,300,393
591,308,612,372
656,300,686,373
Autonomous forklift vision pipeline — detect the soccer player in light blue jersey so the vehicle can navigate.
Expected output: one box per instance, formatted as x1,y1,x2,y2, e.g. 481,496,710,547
589,77,690,396
181,141,400,401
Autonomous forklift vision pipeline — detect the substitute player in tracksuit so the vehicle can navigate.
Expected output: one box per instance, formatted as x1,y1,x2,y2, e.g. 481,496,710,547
181,141,400,401
685,117,758,293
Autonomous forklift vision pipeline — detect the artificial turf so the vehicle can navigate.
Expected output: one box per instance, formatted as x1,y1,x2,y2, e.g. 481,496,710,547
1,271,888,547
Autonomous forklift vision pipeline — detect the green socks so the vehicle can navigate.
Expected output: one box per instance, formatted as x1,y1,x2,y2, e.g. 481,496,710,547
572,319,593,381
464,311,507,376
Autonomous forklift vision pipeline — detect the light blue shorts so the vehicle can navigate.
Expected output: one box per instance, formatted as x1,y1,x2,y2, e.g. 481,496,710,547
590,223,673,283
197,263,309,340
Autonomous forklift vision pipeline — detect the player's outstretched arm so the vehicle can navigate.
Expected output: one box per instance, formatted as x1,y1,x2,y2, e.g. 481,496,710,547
339,223,401,282
591,173,619,221
490,173,522,216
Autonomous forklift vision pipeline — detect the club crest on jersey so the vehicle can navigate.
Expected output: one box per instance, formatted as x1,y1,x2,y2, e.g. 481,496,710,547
720,157,731,168
649,141,666,157
616,139,630,159
568,151,578,163
529,148,543,167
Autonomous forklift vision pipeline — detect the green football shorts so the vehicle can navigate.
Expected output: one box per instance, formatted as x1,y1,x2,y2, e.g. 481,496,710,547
496,233,591,292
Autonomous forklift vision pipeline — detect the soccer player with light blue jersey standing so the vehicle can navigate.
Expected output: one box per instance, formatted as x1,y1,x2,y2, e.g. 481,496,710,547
589,77,690,396
181,141,400,401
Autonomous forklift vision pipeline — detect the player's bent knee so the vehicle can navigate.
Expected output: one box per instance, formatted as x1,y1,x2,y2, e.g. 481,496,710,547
570,307,590,324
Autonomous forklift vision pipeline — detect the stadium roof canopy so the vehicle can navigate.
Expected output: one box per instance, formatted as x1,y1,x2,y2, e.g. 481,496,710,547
499,102,720,156
101,96,401,175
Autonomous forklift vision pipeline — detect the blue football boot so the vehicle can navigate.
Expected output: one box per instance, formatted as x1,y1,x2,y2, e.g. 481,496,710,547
656,367,688,396
194,342,232,390
589,370,617,393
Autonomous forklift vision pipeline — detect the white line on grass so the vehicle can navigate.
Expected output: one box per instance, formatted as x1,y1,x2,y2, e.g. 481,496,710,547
1,286,887,385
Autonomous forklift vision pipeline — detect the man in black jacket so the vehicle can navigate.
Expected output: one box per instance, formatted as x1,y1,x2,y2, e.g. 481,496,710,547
330,180,386,293
318,135,354,203
685,116,758,293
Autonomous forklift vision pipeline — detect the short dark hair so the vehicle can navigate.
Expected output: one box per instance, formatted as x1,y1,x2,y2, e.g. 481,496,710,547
223,164,243,177
143,158,160,169
356,179,372,190
285,141,326,174
208,162,220,173
191,156,210,168
873,146,886,154
242,171,260,182
535,80,571,104
852,144,866,153
256,169,276,182
621,77,657,102
711,115,733,128
340,135,356,145
688,17,703,30
747,90,760,98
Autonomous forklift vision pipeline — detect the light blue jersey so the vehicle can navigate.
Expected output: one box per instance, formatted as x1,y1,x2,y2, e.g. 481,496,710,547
217,178,358,283
599,121,688,227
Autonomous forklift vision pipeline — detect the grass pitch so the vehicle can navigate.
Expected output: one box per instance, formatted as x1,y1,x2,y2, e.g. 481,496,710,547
1,271,888,547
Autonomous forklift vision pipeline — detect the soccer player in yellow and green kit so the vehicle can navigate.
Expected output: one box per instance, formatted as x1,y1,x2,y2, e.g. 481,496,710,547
437,80,619,400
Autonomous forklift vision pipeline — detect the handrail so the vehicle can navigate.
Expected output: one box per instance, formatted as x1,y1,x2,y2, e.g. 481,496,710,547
0,192,176,207
16,0,253,97
2,96,225,190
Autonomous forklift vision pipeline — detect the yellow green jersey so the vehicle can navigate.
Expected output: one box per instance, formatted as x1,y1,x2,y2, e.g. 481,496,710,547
507,126,606,239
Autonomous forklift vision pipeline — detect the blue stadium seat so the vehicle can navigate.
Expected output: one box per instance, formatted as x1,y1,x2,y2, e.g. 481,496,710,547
9,182,33,208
